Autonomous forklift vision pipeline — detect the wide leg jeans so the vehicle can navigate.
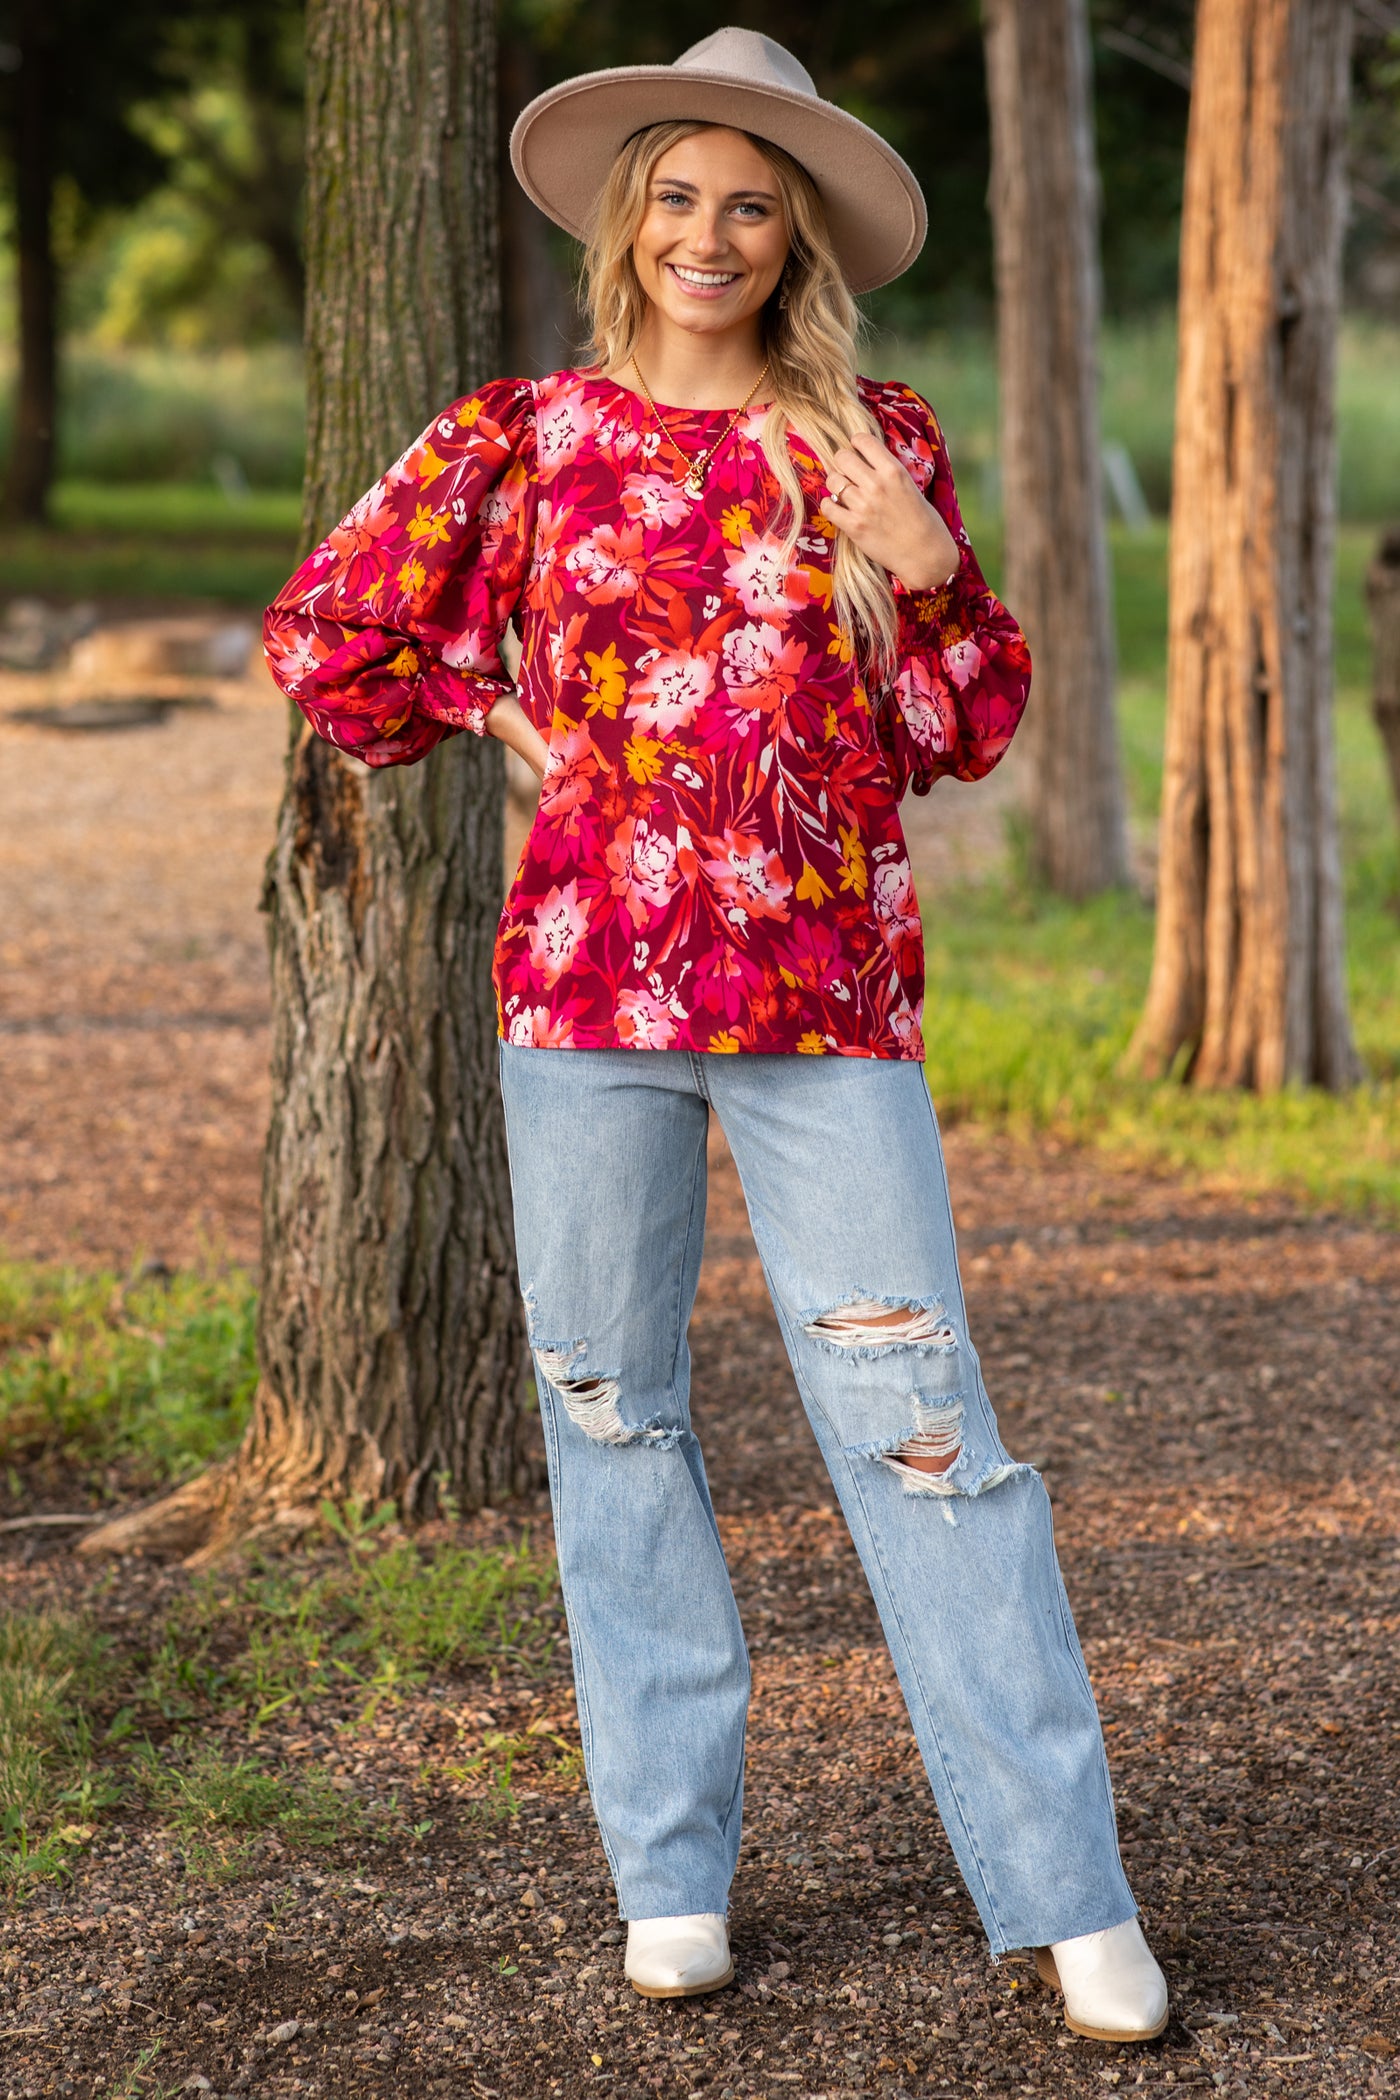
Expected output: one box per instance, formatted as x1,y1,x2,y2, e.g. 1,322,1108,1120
498,1043,1136,1955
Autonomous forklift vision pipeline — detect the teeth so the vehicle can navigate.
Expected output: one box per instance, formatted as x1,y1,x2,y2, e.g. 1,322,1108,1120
672,266,738,287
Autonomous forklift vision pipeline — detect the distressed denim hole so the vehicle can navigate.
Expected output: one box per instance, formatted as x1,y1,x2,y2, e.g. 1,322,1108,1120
534,1347,629,1446
808,1300,964,1483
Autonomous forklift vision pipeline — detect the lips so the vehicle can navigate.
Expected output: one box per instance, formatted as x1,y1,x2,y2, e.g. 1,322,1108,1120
666,264,741,297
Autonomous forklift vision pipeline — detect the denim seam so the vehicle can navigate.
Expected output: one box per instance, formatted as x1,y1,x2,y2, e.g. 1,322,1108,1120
1050,1558,1133,1903
536,1374,628,1910
667,1099,711,1428
766,1283,1012,1956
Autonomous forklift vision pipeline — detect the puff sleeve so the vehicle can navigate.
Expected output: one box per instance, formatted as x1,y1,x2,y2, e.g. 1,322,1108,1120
866,383,1031,800
263,377,537,767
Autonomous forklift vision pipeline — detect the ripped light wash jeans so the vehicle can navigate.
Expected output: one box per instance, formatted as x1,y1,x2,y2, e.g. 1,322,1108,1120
498,1043,1136,1955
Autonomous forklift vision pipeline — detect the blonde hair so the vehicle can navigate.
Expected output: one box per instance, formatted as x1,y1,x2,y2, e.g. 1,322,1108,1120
582,121,898,680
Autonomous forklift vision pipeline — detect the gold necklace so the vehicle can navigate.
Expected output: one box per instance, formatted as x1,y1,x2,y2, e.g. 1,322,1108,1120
629,355,771,499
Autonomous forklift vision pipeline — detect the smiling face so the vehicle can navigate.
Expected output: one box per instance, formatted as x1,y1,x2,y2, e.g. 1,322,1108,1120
631,127,791,346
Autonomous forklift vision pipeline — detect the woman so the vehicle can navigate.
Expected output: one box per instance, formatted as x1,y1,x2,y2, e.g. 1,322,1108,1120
265,27,1168,2042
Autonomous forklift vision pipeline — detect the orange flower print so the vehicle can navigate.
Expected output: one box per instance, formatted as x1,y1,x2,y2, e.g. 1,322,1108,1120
566,522,647,604
721,621,807,716
583,642,628,718
623,735,665,785
701,829,793,924
538,722,599,821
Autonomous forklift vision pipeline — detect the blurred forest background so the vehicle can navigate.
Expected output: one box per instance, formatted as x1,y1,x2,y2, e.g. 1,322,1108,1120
2,0,1398,520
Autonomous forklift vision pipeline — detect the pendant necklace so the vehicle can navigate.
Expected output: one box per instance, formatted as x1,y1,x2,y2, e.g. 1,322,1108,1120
629,355,771,500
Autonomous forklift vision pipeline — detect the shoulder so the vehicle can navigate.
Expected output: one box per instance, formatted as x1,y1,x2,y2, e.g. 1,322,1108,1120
429,376,538,458
858,375,943,446
857,377,948,490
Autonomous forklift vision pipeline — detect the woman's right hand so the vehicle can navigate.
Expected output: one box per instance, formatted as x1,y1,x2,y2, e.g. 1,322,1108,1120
484,692,549,780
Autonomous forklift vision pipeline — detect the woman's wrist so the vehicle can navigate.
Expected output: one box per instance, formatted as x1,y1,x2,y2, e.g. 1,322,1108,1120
484,693,549,779
893,529,961,594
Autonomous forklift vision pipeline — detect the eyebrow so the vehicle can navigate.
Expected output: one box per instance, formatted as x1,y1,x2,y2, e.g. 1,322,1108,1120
650,176,780,204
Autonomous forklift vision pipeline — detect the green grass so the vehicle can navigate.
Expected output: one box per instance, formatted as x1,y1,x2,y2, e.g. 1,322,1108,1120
0,1518,563,1891
133,1740,368,1881
0,1259,258,1491
0,1613,116,1890
140,1511,560,1729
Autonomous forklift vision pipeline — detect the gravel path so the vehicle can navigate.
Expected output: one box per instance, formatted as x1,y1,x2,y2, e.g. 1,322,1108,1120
1,661,1396,2098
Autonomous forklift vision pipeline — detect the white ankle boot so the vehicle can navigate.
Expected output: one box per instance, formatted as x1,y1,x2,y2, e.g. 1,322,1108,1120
1036,1916,1169,2041
624,1913,733,1999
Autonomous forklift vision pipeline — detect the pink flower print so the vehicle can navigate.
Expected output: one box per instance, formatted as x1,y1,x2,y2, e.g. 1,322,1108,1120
620,473,695,530
776,915,846,994
615,986,680,1049
627,647,718,737
721,621,807,716
692,939,765,1023
564,522,647,604
700,828,793,925
886,1001,924,1055
895,658,955,753
538,721,599,821
505,1004,577,1048
943,636,984,689
527,880,590,988
440,626,497,674
723,529,806,618
533,379,600,471
872,855,920,953
605,816,680,929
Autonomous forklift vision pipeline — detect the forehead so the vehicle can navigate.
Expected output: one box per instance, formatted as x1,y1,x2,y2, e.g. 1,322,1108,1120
649,127,778,194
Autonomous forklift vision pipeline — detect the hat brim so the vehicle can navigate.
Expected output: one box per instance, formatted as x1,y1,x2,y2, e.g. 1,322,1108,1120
509,66,926,296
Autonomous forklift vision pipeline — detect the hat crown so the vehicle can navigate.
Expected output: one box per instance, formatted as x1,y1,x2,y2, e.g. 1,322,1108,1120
673,27,818,102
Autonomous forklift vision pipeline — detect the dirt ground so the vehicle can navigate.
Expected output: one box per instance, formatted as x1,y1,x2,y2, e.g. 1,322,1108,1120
1,662,1397,2099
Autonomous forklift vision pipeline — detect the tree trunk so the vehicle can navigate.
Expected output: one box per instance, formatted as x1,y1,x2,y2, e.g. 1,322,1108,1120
81,0,529,1565
1127,0,1359,1092
982,0,1128,899
2,0,58,525
1365,528,1400,823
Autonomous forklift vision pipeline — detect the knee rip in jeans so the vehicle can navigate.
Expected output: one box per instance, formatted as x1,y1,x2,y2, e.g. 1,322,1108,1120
803,1296,1018,1508
532,1341,680,1451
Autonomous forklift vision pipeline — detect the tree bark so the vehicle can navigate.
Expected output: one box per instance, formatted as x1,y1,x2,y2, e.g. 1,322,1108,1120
1365,528,1400,823
2,0,58,525
82,0,529,1565
982,0,1128,898
1128,0,1359,1092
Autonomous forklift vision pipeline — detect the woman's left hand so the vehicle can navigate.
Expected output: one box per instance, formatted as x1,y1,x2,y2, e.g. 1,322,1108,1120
821,431,960,592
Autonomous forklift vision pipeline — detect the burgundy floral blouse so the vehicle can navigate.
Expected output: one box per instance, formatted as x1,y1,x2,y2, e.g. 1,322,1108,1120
263,370,1029,1058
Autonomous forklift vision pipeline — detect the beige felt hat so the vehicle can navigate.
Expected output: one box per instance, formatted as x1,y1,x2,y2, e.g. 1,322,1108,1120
508,27,926,296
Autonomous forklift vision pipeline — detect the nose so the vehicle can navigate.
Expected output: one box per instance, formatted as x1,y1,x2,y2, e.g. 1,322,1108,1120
685,209,729,260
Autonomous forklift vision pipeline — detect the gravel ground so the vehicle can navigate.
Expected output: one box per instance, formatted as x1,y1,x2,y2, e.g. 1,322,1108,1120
1,647,1397,2098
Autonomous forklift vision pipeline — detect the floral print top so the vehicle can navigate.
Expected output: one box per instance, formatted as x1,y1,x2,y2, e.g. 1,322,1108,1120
264,370,1029,1059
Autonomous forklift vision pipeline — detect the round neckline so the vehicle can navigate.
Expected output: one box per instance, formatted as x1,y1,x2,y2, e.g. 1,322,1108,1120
577,368,773,420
